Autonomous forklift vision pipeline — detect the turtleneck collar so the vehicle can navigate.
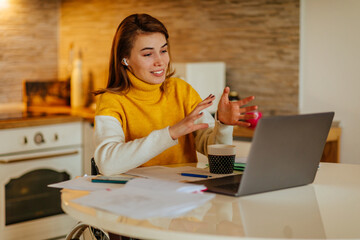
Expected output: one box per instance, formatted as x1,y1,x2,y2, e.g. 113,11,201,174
126,70,163,102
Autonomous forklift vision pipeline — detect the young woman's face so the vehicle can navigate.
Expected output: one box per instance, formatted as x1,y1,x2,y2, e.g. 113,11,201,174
127,32,169,85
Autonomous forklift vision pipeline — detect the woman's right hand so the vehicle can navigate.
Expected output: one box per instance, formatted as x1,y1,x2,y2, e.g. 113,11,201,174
169,94,215,140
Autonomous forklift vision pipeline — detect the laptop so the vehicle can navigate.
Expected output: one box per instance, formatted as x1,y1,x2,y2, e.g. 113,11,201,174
190,112,334,197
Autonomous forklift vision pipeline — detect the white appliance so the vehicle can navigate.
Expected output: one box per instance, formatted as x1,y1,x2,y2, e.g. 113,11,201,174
172,62,226,114
0,121,83,240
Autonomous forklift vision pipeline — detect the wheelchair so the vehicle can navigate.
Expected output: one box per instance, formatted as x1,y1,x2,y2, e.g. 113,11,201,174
65,222,110,240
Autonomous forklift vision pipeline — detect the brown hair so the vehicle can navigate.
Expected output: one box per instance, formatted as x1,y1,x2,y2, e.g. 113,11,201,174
93,13,174,95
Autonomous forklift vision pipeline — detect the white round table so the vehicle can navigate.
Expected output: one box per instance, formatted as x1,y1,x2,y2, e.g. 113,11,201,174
62,163,360,239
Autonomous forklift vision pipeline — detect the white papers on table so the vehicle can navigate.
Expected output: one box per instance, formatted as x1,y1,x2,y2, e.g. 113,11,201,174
126,166,237,181
72,178,215,219
48,176,123,191
125,178,206,193
50,167,222,219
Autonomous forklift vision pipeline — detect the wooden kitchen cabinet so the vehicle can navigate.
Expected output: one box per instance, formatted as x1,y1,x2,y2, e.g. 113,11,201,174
233,126,341,163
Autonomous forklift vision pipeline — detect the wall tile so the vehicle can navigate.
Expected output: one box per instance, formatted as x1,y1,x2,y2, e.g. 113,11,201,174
0,0,59,104
60,0,299,115
0,0,299,115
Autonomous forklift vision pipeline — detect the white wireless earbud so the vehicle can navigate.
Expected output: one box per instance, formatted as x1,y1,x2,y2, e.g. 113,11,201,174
122,58,128,66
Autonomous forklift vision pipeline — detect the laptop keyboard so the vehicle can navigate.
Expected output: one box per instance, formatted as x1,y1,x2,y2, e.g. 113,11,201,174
215,183,240,192
189,174,243,192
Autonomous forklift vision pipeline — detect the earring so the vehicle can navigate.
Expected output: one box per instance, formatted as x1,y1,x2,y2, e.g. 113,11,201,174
122,58,128,66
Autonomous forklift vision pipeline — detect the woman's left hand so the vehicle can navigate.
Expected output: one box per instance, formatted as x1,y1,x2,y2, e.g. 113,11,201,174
217,87,258,127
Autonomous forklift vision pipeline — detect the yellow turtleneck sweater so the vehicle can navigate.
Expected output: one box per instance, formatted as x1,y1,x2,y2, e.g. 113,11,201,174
96,71,202,166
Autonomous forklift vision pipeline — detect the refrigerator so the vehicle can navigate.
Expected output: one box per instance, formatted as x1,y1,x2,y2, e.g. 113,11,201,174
172,62,226,114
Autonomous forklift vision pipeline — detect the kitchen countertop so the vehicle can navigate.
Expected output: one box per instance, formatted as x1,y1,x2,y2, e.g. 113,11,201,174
0,115,84,129
0,106,94,129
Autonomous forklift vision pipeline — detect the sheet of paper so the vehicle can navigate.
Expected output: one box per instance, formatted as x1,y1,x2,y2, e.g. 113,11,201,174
125,178,206,193
48,176,124,191
126,166,238,181
72,186,215,220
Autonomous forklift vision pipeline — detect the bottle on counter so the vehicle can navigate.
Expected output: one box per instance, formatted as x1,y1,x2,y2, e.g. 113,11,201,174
228,91,240,101
71,50,85,108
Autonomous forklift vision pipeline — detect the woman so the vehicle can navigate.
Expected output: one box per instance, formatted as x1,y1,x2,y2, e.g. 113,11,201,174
94,13,257,176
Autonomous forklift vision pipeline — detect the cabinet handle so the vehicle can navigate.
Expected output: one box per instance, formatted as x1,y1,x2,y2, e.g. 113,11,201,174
0,149,79,164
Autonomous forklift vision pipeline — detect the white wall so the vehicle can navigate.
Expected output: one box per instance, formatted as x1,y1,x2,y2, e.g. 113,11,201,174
300,0,360,164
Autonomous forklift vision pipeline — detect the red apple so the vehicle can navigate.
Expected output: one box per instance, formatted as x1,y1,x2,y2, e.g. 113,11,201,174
245,111,262,129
